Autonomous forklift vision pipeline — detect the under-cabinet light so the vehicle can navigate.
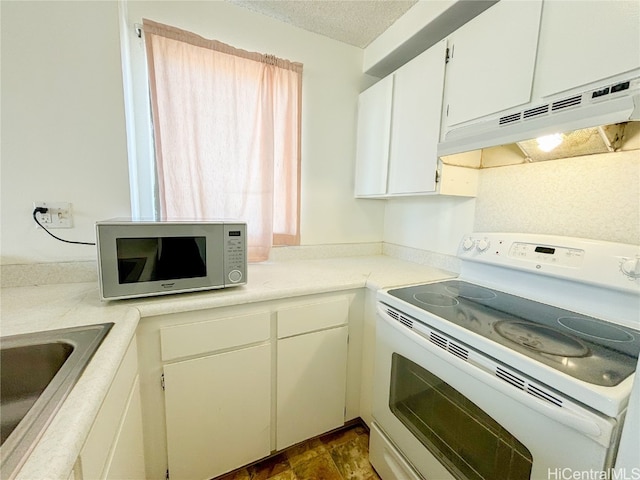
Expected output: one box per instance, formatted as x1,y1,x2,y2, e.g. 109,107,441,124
536,133,563,152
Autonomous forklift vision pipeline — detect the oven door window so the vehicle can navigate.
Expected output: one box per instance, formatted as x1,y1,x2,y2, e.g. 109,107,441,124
390,354,532,480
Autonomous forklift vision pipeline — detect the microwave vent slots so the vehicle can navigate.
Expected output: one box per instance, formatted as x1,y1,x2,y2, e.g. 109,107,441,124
496,367,563,408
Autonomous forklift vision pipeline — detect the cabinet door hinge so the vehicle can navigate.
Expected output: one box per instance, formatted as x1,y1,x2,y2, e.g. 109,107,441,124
166,468,170,480
161,373,165,391
445,45,454,63
435,170,440,184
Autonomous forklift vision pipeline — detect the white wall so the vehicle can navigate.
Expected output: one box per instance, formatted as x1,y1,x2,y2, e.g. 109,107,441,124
474,150,640,245
382,150,640,257
8,1,634,269
1,1,131,264
383,196,476,256
363,0,454,73
0,1,385,266
123,0,385,248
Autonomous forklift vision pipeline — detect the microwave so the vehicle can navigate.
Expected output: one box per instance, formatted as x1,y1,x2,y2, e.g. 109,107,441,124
96,219,247,301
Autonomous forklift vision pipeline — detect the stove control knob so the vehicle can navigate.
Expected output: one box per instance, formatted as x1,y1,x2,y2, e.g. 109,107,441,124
462,237,476,251
620,256,640,279
476,239,490,252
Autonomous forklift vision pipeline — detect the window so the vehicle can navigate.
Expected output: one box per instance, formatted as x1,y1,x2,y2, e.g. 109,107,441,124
143,19,302,262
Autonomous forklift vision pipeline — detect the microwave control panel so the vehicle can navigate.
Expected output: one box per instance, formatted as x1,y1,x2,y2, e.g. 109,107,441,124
224,223,247,284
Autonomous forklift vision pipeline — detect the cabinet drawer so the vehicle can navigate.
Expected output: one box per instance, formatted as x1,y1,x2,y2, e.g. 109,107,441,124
160,311,270,361
277,298,348,339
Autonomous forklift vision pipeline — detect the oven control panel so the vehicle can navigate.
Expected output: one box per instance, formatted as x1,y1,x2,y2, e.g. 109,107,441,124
508,242,584,267
458,233,640,293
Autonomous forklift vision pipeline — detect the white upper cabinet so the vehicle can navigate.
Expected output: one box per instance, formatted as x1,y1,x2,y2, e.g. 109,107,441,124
443,0,543,127
534,0,640,99
354,76,393,197
354,39,448,197
387,39,447,195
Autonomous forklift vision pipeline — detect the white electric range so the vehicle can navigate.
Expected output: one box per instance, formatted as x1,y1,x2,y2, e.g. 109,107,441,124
370,233,640,480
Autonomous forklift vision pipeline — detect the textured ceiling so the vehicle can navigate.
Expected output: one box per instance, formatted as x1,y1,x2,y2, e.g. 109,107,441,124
226,0,418,48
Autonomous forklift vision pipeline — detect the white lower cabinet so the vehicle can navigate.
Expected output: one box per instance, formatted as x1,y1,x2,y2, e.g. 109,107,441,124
277,325,348,450
276,298,349,449
78,336,146,480
163,344,271,480
136,294,357,480
102,378,146,480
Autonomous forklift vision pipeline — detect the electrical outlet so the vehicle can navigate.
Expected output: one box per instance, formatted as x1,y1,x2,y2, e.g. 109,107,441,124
33,201,73,228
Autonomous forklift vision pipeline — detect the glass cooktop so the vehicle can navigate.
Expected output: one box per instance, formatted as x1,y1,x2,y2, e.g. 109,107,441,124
388,280,640,387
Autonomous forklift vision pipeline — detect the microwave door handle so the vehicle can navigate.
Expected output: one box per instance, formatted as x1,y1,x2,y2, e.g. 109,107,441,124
377,305,609,444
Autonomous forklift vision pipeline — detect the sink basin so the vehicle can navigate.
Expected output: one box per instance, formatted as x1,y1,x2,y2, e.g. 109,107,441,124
0,323,113,479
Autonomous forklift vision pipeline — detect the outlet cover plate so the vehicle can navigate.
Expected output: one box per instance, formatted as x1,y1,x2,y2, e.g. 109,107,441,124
33,201,73,228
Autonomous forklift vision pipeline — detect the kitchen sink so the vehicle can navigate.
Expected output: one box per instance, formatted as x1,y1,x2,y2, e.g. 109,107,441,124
0,323,113,479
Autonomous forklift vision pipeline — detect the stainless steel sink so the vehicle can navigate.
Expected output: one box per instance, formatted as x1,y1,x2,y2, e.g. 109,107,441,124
0,323,113,479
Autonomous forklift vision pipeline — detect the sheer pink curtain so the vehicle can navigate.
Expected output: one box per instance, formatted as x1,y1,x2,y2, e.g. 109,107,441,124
143,19,302,262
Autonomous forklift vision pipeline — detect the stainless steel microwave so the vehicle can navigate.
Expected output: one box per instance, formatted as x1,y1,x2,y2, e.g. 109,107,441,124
95,219,247,301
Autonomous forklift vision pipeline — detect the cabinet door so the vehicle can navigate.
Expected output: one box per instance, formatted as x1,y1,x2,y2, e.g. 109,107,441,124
276,326,348,450
444,0,543,127
164,344,271,480
103,378,146,480
80,339,142,480
387,40,447,195
535,1,640,98
354,75,393,197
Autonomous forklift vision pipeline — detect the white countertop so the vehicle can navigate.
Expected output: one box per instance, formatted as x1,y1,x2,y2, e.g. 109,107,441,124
0,255,455,480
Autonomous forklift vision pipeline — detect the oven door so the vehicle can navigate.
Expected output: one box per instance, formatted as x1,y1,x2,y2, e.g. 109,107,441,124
371,305,619,480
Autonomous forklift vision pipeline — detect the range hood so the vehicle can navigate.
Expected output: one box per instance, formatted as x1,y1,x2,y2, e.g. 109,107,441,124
438,76,640,166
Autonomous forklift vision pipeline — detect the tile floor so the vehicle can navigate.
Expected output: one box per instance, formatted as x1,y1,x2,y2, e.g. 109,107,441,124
216,423,381,480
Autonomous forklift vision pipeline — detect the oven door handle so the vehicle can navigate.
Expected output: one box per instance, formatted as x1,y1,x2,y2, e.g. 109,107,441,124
378,307,609,443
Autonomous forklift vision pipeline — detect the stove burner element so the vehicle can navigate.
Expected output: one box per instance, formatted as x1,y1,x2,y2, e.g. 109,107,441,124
445,282,497,300
413,292,459,308
558,317,636,342
495,321,590,357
